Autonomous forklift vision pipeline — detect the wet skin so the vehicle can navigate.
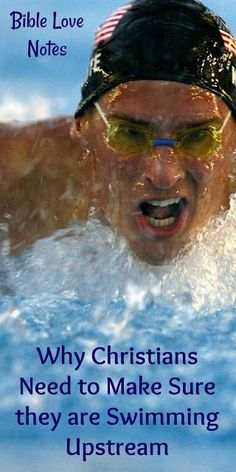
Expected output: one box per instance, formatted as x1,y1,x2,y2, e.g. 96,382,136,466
0,118,90,250
77,81,236,264
0,80,235,262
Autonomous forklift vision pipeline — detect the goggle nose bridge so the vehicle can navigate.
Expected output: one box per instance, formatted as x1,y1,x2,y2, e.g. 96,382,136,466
152,138,177,147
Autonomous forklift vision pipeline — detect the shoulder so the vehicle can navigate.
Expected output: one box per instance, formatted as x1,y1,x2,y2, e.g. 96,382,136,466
0,116,84,183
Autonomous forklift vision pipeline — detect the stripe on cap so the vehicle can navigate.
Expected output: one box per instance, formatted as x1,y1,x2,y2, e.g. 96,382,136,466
94,4,132,48
220,30,236,56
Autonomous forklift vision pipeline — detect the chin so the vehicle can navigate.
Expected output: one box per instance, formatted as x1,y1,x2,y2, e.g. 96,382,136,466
128,239,185,266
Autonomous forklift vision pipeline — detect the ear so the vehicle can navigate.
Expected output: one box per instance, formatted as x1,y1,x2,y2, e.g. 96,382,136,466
70,116,91,149
70,115,87,135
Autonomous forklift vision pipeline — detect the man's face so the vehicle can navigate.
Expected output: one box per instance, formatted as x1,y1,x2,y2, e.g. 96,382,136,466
79,81,236,264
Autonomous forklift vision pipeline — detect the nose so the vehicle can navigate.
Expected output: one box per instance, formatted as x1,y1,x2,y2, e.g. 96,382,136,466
143,146,185,190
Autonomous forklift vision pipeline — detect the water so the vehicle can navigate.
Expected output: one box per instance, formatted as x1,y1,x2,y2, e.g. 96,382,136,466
0,195,235,471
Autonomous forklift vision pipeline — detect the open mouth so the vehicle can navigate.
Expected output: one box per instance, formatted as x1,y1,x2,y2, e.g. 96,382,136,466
139,197,187,235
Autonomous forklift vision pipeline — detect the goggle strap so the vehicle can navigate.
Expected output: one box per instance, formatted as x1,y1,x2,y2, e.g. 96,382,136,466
220,110,232,133
95,102,110,128
153,138,177,147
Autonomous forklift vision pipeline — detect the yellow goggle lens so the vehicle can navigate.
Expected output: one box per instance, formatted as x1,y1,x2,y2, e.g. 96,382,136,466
106,118,221,159
107,119,151,155
177,127,222,158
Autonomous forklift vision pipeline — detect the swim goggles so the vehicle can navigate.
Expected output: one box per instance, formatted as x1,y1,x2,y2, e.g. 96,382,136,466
95,102,224,159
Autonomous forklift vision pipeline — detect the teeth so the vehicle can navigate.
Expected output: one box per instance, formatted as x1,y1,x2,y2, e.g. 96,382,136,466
146,216,176,227
146,198,181,207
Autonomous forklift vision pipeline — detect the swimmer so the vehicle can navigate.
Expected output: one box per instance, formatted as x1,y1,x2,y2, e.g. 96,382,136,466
0,0,236,263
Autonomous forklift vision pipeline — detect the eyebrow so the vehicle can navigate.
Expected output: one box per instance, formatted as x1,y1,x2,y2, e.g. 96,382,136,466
108,113,222,129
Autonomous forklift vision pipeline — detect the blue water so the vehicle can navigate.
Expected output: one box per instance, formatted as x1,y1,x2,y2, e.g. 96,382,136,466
0,196,236,471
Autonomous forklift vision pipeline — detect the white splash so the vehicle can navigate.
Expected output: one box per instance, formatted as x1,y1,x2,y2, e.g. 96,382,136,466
1,194,235,317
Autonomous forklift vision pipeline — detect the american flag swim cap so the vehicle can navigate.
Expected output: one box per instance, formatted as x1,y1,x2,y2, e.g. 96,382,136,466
75,0,236,118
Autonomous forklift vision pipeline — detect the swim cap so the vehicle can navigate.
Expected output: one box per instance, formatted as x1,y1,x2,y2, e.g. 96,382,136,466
75,0,236,118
